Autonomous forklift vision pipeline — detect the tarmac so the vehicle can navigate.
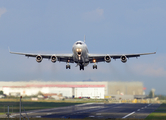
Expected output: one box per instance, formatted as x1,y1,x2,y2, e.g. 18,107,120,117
1,103,160,119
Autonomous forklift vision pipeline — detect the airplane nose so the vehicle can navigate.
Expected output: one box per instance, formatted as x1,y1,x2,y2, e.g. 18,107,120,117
76,48,82,56
76,49,82,52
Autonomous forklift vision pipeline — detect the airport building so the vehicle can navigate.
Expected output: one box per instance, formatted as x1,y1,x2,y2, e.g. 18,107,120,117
0,81,144,99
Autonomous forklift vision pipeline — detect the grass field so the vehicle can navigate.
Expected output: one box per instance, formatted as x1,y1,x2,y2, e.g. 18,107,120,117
0,98,105,117
146,103,166,120
0,113,5,115
1,99,165,120
0,118,144,120
0,98,106,103
0,101,82,113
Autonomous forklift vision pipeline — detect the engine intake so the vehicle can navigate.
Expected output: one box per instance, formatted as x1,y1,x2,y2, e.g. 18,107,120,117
51,55,57,63
36,55,42,63
121,55,127,63
104,55,111,63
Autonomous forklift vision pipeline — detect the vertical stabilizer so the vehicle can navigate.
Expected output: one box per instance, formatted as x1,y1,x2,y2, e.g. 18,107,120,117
84,35,86,43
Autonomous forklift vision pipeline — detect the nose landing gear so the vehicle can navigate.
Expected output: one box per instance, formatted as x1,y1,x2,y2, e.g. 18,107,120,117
66,64,71,69
80,65,84,70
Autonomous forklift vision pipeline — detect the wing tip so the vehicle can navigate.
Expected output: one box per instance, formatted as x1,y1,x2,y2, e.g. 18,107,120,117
8,47,11,53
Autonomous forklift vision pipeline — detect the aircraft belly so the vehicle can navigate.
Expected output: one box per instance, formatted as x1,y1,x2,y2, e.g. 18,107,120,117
73,54,89,65
84,62,89,66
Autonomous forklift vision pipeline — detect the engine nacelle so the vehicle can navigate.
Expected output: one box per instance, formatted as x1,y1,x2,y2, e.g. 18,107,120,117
104,55,111,63
51,55,57,63
121,55,127,63
36,55,42,63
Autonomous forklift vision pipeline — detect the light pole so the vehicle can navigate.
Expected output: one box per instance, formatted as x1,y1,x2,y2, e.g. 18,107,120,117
20,96,22,120
6,105,11,120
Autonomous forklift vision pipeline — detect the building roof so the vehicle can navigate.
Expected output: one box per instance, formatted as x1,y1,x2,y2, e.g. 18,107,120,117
3,84,105,88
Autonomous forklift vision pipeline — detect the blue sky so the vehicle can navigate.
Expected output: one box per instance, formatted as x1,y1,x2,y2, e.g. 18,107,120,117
0,0,166,95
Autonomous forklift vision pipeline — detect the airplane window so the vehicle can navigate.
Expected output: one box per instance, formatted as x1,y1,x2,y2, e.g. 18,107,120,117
76,42,82,45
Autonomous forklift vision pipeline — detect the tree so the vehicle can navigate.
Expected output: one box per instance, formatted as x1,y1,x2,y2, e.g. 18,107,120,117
0,91,3,94
149,91,153,97
149,89,155,98
38,91,43,95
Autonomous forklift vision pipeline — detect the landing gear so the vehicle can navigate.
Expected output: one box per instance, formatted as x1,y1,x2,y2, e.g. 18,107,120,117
80,65,84,70
93,64,97,69
66,64,71,69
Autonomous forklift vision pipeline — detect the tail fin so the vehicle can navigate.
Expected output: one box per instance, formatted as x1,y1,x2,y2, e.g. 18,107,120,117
84,35,86,43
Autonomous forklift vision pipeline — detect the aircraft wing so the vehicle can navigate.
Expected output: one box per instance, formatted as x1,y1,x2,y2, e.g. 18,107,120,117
88,52,156,63
9,50,74,63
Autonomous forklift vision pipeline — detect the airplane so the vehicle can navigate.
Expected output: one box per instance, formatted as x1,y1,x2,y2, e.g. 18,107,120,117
9,37,156,70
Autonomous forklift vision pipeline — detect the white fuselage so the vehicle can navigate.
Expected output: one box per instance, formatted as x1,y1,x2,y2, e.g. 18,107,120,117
72,41,89,66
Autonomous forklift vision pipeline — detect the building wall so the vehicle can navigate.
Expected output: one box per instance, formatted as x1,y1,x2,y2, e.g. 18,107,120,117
75,87,105,99
107,82,143,95
44,87,72,97
1,81,144,99
3,87,73,97
0,81,108,95
3,87,41,96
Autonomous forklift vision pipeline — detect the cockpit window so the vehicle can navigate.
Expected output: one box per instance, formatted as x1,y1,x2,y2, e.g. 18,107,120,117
76,42,82,45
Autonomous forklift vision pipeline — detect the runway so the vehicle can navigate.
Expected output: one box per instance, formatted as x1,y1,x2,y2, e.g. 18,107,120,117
10,103,160,119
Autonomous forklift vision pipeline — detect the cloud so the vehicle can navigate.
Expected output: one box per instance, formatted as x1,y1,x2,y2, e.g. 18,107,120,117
0,7,7,17
82,8,104,22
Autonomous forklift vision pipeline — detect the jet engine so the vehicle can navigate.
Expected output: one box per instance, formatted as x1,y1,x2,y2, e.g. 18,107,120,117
36,55,42,63
121,55,127,63
51,55,57,63
104,55,111,63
